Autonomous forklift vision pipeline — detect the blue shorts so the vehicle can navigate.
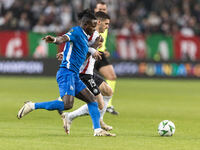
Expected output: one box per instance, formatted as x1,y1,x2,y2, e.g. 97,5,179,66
56,68,87,98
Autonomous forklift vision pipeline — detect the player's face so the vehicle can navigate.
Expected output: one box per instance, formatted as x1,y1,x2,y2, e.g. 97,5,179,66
85,20,97,35
95,4,107,13
98,19,110,33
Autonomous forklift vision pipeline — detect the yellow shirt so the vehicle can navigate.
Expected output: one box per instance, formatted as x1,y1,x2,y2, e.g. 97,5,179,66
98,29,108,52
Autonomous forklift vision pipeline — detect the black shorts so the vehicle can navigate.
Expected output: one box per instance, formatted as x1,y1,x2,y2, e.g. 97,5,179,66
79,73,104,96
93,72,105,87
94,52,110,71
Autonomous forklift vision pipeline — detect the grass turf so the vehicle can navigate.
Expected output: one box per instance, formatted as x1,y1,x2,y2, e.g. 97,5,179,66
0,76,200,150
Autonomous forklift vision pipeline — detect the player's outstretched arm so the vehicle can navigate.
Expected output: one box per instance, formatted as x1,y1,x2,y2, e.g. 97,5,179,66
42,35,69,44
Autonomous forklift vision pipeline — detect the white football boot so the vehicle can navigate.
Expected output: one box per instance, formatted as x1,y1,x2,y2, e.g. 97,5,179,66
94,128,116,137
17,101,34,119
61,112,72,134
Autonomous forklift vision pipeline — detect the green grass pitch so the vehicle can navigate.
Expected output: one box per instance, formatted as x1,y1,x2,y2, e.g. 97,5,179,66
0,76,200,150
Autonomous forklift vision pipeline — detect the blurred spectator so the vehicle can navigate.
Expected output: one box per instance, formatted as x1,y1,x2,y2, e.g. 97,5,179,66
60,4,72,29
119,19,133,36
147,11,161,32
18,12,30,30
1,0,15,10
0,0,200,36
48,19,64,33
33,15,48,33
0,11,17,30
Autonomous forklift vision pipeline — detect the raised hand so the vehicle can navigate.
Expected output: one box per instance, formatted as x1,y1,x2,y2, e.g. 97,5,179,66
91,35,104,49
92,51,102,60
42,35,56,43
56,52,63,61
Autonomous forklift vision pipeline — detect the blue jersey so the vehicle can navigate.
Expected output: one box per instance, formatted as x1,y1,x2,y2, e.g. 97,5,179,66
60,26,89,73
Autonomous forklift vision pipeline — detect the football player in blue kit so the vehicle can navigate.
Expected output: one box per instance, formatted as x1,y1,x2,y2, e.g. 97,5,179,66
17,10,115,137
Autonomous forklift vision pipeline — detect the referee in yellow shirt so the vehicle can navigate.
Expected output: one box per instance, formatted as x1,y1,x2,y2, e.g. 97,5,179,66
94,1,118,115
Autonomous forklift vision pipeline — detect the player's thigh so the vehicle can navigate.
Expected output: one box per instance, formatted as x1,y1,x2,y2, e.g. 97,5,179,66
93,73,105,87
75,75,96,103
93,73,112,96
99,64,117,80
79,74,104,109
76,88,96,103
79,74,101,96
99,81,113,96
56,68,76,98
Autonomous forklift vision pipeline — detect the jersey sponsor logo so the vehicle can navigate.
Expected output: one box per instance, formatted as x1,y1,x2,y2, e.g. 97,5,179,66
67,29,74,36
93,89,98,94
70,85,74,90
69,29,74,33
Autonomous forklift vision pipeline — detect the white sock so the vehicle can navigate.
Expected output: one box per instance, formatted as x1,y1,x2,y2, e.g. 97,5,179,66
31,102,35,110
100,96,112,120
68,104,89,120
68,96,112,121
94,128,102,134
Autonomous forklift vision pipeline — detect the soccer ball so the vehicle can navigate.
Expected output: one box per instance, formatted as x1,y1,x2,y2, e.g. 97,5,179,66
158,120,175,136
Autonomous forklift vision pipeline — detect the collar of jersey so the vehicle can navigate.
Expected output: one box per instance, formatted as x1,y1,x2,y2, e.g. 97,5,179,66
80,27,89,38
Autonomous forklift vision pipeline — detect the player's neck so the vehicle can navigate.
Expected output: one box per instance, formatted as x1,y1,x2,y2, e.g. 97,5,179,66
96,29,100,33
80,26,89,36
96,27,101,33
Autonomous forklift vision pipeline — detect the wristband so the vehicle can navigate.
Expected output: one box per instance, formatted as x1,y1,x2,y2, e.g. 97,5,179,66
53,38,57,43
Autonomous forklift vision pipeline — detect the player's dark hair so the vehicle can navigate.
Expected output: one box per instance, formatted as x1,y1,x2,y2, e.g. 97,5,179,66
79,9,97,25
78,9,92,20
95,11,110,20
96,1,106,6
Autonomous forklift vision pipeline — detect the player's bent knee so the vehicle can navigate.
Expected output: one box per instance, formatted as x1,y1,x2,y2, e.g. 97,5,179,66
109,75,117,80
104,71,117,80
62,95,74,110
105,87,113,96
103,84,113,96
105,75,117,81
99,82,113,96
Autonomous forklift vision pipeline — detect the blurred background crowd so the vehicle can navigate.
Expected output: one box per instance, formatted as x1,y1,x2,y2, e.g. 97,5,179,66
1,0,200,36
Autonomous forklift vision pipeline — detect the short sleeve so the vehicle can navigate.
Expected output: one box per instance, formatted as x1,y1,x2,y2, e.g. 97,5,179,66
64,28,76,42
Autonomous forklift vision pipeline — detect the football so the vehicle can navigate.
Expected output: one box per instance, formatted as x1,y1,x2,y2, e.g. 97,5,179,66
158,120,175,136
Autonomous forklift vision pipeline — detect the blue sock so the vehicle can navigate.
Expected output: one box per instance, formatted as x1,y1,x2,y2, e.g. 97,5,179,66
35,100,64,111
87,102,101,129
